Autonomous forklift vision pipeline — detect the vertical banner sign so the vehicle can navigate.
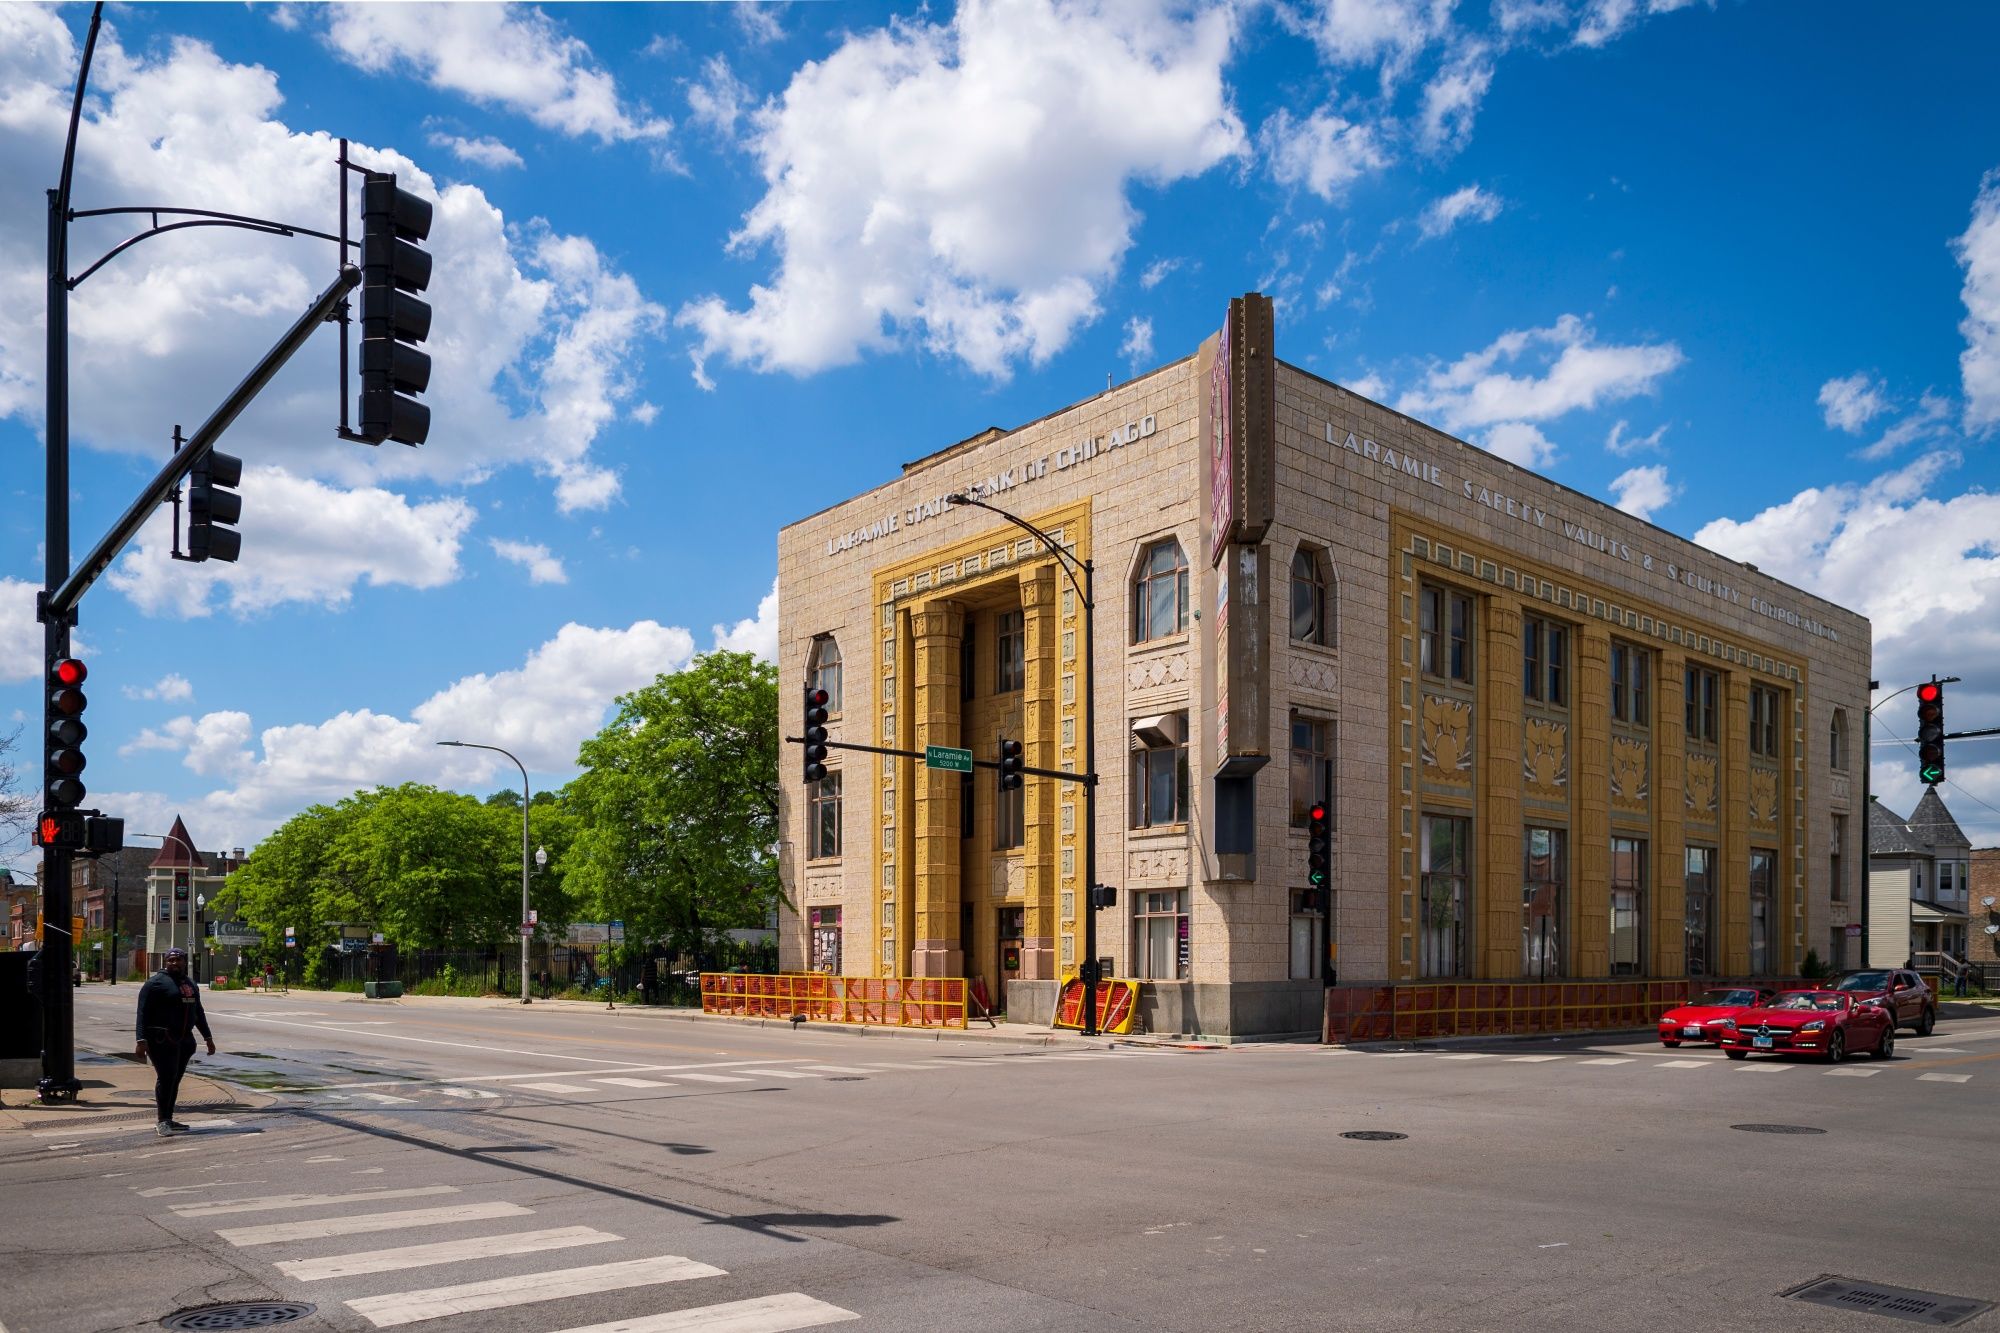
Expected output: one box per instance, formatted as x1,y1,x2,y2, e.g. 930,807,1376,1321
1206,293,1277,777
1208,312,1235,567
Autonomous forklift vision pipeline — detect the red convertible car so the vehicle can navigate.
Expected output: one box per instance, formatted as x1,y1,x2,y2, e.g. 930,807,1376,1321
1657,987,1774,1046
1717,990,1895,1063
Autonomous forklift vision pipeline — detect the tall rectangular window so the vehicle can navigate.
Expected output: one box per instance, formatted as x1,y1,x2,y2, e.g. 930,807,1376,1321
807,772,842,859
808,906,842,973
1420,586,1473,682
1611,641,1650,726
1289,715,1333,827
1419,813,1471,978
1289,888,1325,980
1685,667,1719,743
1135,889,1190,980
1749,685,1781,757
1523,616,1567,705
809,636,843,712
1129,718,1189,828
1830,814,1846,903
995,776,1023,849
1684,845,1715,976
1610,836,1647,976
1522,826,1567,978
995,610,1025,693
1749,849,1775,974
1134,539,1189,643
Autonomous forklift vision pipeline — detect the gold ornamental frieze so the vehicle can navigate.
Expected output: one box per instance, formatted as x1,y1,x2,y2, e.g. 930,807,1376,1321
1522,717,1568,796
1421,695,1474,786
1685,752,1720,816
1609,736,1650,812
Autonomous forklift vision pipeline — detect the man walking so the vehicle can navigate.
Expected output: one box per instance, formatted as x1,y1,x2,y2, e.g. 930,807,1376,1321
135,947,215,1136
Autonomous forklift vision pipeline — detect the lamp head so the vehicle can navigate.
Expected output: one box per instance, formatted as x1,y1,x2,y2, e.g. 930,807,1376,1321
944,491,969,506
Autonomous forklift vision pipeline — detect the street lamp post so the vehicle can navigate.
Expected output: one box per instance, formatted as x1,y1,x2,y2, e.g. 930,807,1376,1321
438,740,533,1005
194,893,206,982
944,491,1103,1036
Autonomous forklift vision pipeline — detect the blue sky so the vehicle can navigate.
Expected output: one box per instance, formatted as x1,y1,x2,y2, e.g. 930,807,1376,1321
2,0,1997,864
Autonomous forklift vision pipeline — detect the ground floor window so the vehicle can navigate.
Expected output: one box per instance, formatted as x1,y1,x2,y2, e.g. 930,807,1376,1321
1522,826,1566,979
1685,845,1715,976
1610,837,1646,976
1749,848,1775,974
1135,889,1190,981
1289,888,1325,980
809,906,842,973
808,772,842,859
1420,814,1471,978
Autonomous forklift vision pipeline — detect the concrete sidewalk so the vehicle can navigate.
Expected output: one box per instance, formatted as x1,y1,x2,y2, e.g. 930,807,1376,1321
0,1047,272,1135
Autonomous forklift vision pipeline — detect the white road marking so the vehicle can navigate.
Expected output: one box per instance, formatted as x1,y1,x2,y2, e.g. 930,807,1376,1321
137,1181,262,1197
1435,1054,1496,1061
735,1070,820,1080
1732,1063,1791,1072
1655,1060,1710,1069
515,1082,595,1094
851,1062,953,1070
355,1092,416,1105
276,1226,620,1281
345,1254,726,1328
304,1156,345,1162
592,1077,675,1088
1914,1047,1969,1054
1917,1073,1972,1084
796,1066,876,1075
674,1073,753,1084
436,1087,500,1099
289,1059,809,1093
1506,1055,1565,1062
218,1201,532,1247
173,1186,458,1218
317,1021,395,1026
1577,1058,1633,1066
1824,1067,1881,1077
34,1122,174,1139
546,1292,861,1333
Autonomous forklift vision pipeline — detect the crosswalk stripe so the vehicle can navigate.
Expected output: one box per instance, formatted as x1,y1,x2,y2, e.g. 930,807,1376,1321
847,1062,948,1070
1436,1054,1495,1061
356,1092,416,1105
217,1202,531,1247
1825,1067,1882,1077
276,1226,620,1281
547,1292,862,1333
1732,1063,1790,1072
173,1186,458,1218
1915,1047,1970,1053
1655,1060,1709,1069
1577,1058,1632,1066
796,1066,876,1075
517,1082,596,1094
1505,1055,1564,1062
736,1069,821,1079
1917,1073,1972,1084
593,1078,675,1088
674,1073,753,1084
346,1254,726,1328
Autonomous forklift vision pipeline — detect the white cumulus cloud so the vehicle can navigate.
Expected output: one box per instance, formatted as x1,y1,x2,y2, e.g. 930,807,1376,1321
1263,107,1390,202
1608,463,1678,520
1397,314,1686,436
676,0,1245,381
1483,421,1559,468
1817,372,1890,434
124,673,195,703
490,539,568,585
1418,184,1503,239
1955,168,2000,435
427,131,525,170
711,579,778,662
1605,419,1668,456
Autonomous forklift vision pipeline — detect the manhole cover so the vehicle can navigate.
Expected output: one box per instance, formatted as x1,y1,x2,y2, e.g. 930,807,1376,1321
1340,1130,1408,1141
161,1302,317,1330
1731,1123,1827,1135
1782,1276,1995,1327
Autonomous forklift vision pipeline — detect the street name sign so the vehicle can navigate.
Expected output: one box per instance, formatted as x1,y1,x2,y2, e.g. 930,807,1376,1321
925,745,974,773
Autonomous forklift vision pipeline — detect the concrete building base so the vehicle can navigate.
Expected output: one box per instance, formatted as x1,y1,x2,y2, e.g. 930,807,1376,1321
1003,978,1324,1041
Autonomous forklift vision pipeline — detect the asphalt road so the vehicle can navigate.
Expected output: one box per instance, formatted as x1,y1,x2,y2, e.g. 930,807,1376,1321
3,986,1996,1333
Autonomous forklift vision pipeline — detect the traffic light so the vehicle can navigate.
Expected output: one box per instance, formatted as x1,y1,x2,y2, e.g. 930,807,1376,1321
1088,885,1117,909
35,812,84,849
359,171,434,446
999,738,1024,790
803,686,830,783
187,449,243,563
84,816,125,855
1307,802,1331,888
1917,681,1946,785
47,656,88,811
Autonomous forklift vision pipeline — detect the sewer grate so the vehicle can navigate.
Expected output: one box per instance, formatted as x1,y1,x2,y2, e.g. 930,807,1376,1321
161,1302,317,1330
1730,1123,1826,1135
1340,1130,1408,1141
1781,1276,1995,1327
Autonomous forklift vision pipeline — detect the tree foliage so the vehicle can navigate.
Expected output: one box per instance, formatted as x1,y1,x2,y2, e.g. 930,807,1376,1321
563,650,779,960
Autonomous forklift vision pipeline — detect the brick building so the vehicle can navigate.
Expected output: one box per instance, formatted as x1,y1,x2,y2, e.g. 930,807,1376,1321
776,293,1872,1039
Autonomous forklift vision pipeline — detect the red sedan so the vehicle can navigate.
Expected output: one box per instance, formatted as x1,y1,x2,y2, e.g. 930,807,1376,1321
1717,990,1895,1063
1657,987,1774,1046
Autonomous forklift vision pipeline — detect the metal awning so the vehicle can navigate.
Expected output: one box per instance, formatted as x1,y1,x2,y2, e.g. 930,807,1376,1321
1910,900,1964,923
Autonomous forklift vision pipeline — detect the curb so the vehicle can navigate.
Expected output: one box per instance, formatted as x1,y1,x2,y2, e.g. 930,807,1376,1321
0,1047,275,1134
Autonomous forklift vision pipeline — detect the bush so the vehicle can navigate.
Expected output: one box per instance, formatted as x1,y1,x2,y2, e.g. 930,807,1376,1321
328,979,365,993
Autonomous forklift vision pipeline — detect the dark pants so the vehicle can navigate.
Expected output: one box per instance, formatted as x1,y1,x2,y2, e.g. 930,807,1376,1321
145,1034,195,1122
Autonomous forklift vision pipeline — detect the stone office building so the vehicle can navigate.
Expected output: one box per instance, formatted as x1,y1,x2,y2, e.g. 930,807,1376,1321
776,294,1871,1039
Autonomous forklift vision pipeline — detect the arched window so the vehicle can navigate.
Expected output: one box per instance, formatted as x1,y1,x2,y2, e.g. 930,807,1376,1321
808,635,842,712
1290,547,1329,646
1133,538,1189,643
1830,708,1848,771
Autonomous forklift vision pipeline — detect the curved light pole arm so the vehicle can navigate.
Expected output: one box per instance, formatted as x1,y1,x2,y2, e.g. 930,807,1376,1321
438,741,533,1004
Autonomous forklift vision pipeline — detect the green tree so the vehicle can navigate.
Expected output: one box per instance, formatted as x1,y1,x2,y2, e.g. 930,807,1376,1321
335,784,517,950
565,650,778,962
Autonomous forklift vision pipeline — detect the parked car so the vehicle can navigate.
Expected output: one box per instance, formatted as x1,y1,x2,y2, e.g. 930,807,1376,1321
1657,987,1774,1046
1717,990,1895,1063
1828,968,1935,1035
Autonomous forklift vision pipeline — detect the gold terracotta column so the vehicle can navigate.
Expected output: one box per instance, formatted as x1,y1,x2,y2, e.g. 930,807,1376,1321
909,600,965,978
1018,566,1060,980
1573,627,1613,977
1722,671,1751,974
1654,649,1689,977
1480,601,1524,978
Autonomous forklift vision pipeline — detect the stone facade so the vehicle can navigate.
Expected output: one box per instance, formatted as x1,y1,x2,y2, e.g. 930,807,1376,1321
776,295,1872,1038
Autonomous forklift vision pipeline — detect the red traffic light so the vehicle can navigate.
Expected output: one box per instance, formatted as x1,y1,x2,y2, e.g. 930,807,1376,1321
40,815,59,845
1918,682,1941,703
53,658,86,686
1309,803,1327,823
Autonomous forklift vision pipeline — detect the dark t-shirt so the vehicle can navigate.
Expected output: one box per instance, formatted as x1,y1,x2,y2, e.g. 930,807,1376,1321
136,971,211,1045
